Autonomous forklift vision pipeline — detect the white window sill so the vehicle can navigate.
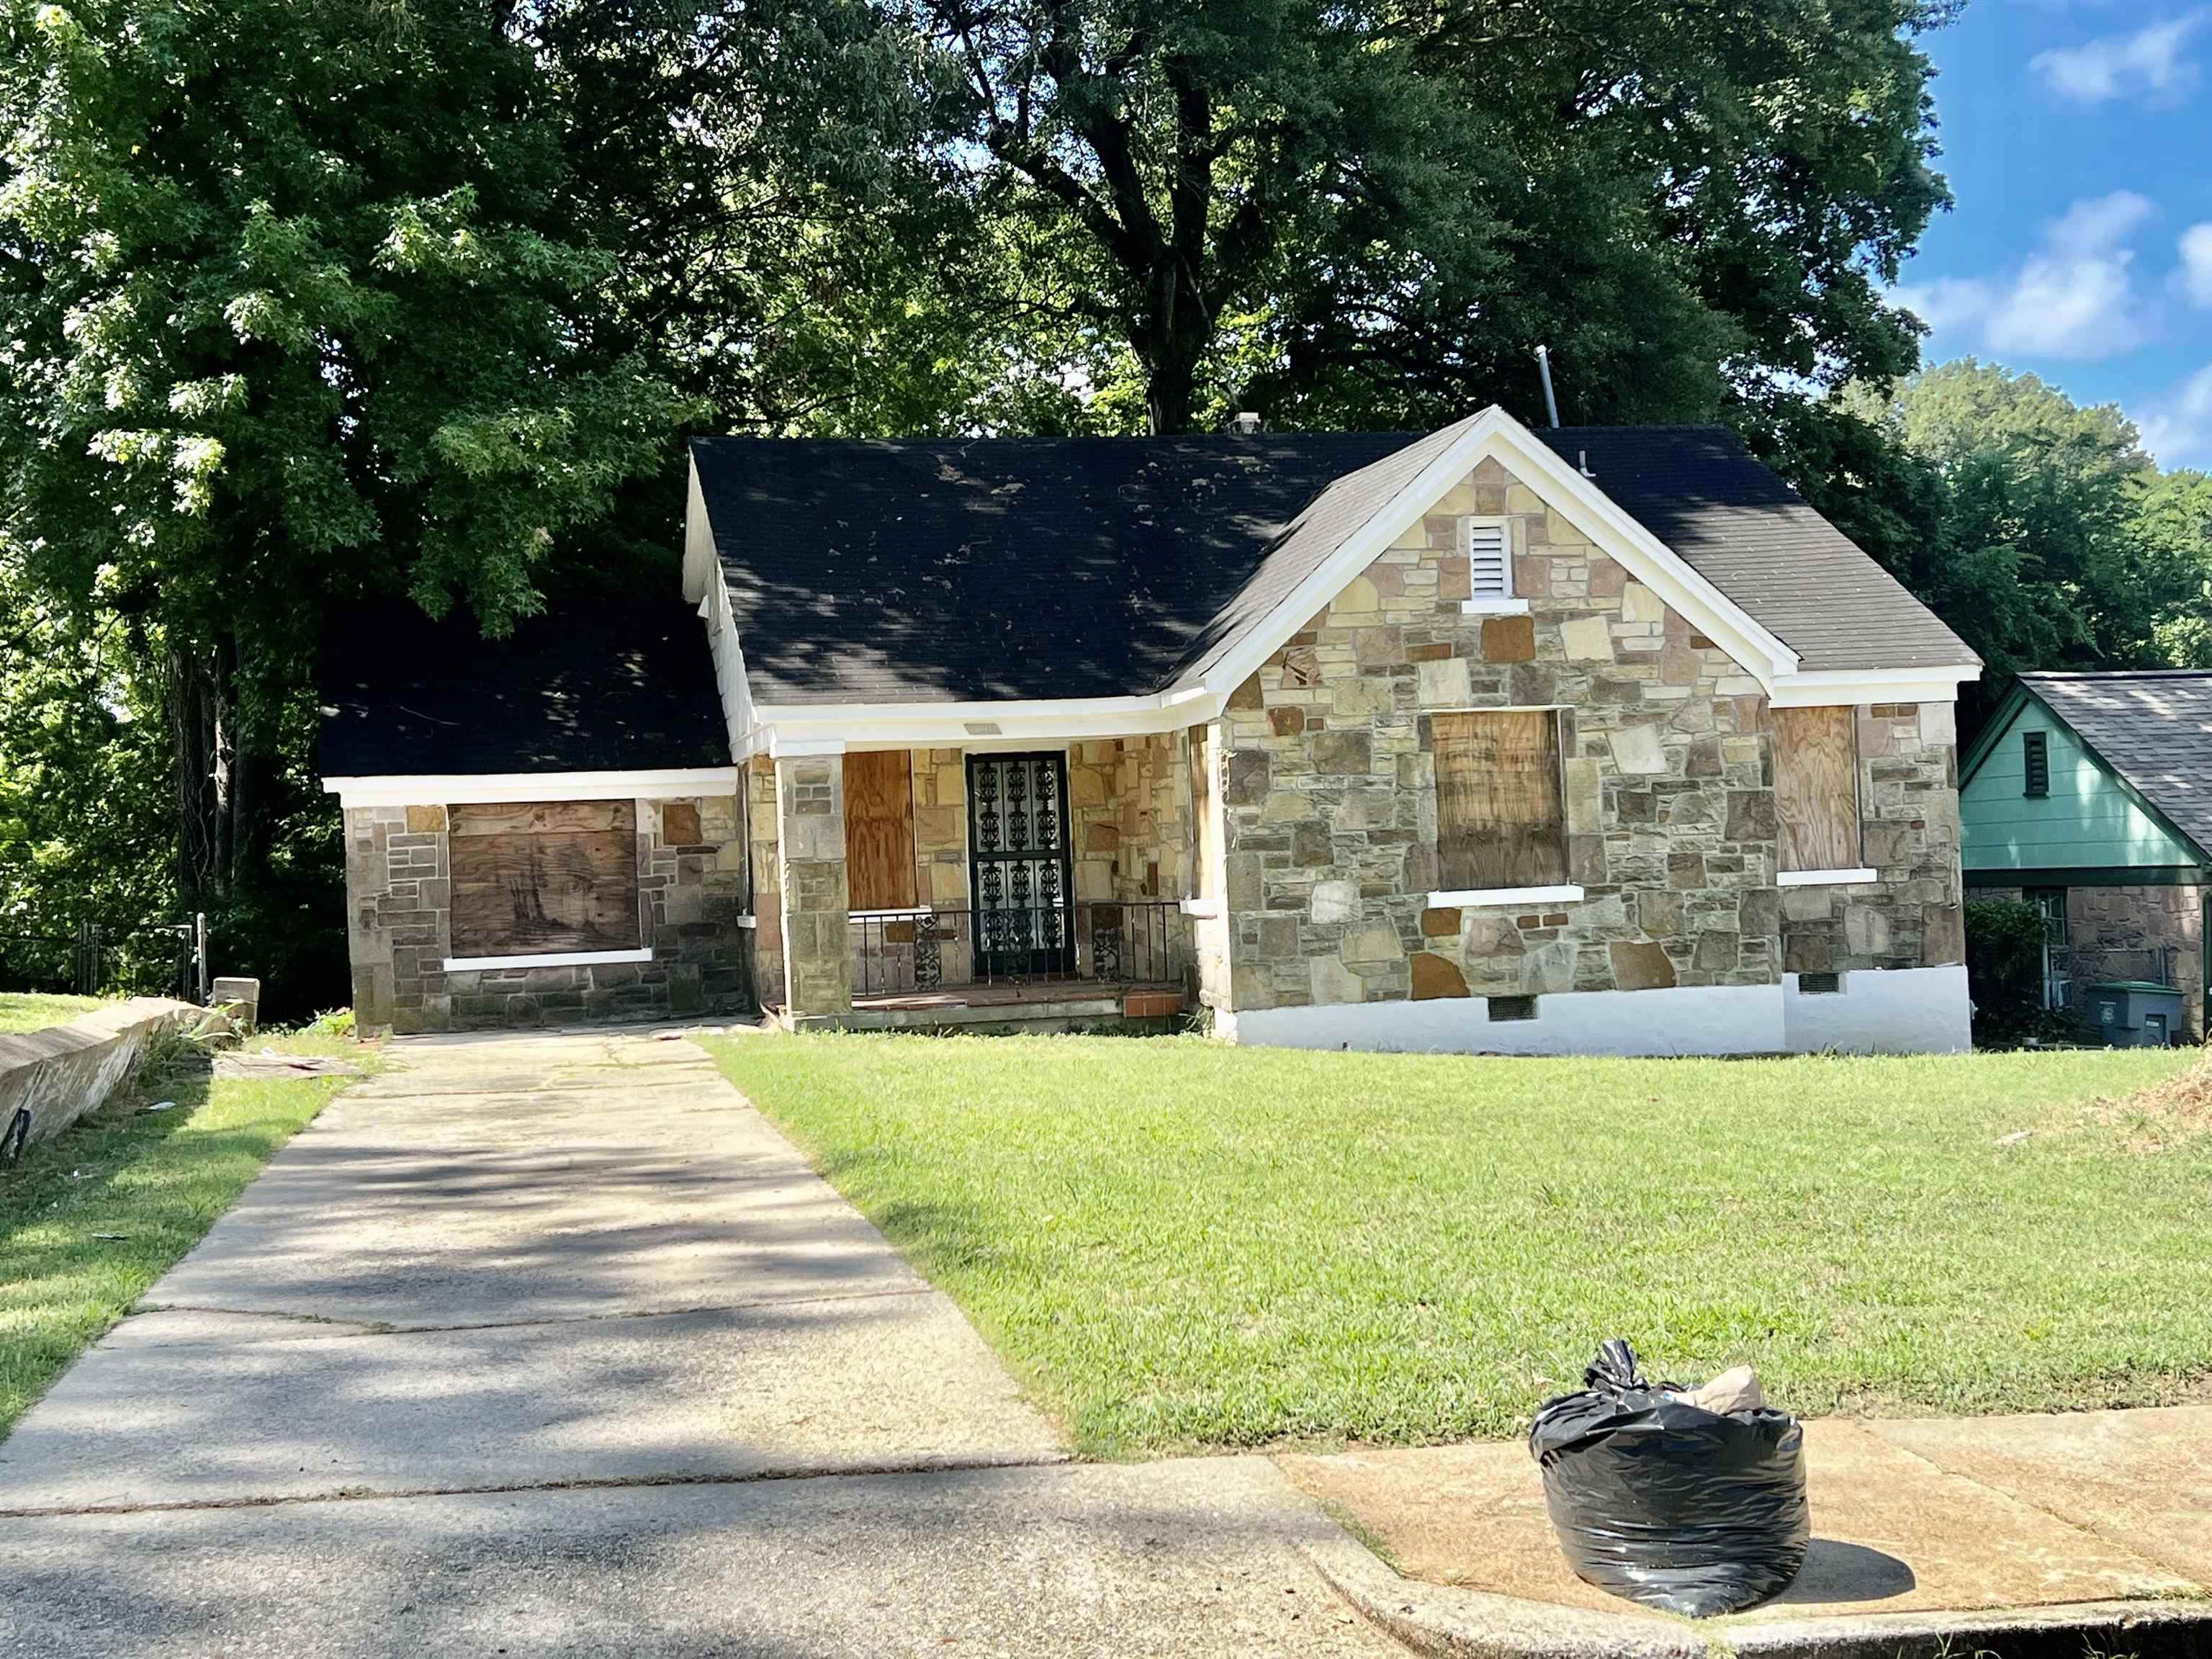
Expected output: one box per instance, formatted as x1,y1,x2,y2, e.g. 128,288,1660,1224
850,907,932,920
1429,885,1584,909
1460,597,1530,616
442,948,652,972
1777,868,1877,889
1179,898,1222,919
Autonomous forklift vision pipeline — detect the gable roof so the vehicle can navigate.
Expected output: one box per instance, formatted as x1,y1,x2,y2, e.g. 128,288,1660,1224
691,416,1974,712
1533,426,1976,675
1995,672,2212,863
320,590,732,780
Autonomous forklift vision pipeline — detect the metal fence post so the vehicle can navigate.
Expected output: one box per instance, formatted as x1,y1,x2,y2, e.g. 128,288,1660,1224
195,912,211,1004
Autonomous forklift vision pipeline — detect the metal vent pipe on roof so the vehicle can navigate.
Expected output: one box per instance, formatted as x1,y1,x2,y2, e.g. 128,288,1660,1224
1230,411,1262,434
1535,346,1560,428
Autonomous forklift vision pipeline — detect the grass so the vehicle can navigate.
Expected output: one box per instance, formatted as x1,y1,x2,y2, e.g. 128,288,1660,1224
0,1027,370,1438
0,992,112,1035
702,1032,2212,1459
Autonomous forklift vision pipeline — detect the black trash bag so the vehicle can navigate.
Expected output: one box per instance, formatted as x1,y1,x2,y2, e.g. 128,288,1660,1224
1527,1339,1809,1618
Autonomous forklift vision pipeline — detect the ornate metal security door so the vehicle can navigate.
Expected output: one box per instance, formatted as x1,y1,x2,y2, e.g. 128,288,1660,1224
966,752,1075,978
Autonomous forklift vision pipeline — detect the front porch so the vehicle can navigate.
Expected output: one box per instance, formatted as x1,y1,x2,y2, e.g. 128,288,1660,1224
747,736,1219,1033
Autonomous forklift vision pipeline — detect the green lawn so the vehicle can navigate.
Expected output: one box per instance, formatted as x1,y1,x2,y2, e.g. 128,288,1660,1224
0,1030,367,1437
0,993,111,1034
702,1033,2211,1458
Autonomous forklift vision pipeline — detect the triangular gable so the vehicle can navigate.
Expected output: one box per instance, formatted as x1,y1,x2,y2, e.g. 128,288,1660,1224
1177,407,1802,706
1962,681,2211,873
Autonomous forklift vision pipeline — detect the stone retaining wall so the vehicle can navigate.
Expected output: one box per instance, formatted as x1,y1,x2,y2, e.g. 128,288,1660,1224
0,998,198,1148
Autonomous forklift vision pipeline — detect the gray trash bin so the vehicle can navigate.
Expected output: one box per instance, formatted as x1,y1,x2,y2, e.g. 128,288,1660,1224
2083,981,2185,1047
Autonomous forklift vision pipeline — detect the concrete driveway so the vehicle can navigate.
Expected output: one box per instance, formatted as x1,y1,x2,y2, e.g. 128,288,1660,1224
0,1027,1395,1657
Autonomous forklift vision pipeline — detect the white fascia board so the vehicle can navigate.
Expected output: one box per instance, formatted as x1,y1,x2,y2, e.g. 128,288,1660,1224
1767,665,1981,709
1190,408,1803,706
325,767,741,808
755,686,1211,752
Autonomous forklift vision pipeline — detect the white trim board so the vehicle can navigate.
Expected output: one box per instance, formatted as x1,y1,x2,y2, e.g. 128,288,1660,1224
1429,885,1585,909
442,948,652,973
325,768,741,809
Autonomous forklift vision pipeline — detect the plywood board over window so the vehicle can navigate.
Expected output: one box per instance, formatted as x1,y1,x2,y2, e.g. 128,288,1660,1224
1773,706,1860,872
844,750,918,912
449,800,642,958
1433,711,1567,891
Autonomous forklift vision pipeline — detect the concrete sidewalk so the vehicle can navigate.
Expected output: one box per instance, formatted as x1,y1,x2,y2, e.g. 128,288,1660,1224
1282,1404,2212,1656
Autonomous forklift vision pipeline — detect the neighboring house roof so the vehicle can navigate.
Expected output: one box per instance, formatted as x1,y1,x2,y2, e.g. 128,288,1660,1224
320,592,732,779
690,421,1975,709
2005,672,2212,862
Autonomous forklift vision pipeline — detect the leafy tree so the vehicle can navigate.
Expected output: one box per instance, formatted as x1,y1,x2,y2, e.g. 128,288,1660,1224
0,0,678,920
899,0,1954,432
2141,470,2212,667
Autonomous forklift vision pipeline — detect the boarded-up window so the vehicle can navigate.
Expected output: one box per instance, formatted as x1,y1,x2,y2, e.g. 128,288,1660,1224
449,801,641,958
1433,711,1566,891
1189,725,1220,901
1773,706,1860,872
844,750,918,912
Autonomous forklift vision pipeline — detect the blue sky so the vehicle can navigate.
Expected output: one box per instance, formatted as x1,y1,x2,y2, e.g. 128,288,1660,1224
1893,1,2212,467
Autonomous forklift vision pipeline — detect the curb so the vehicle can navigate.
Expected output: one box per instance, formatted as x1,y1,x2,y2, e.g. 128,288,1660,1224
1303,1528,2212,1659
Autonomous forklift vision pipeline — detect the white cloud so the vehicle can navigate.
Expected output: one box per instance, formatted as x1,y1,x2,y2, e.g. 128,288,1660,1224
2032,11,2208,103
2139,362,2212,467
2180,224,2212,307
1892,192,2155,361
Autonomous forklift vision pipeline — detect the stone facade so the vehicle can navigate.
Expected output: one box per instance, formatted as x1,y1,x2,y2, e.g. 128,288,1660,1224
343,795,750,1033
775,756,852,1020
1212,454,1966,1019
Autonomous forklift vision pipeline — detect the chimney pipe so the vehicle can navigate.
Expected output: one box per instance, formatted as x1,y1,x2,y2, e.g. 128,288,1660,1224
1535,346,1561,428
1231,411,1262,435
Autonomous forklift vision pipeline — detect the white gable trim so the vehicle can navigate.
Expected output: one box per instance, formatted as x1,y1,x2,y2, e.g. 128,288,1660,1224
1192,407,1800,705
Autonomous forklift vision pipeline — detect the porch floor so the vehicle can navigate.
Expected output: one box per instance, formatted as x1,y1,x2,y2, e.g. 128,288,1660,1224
777,980,1188,1033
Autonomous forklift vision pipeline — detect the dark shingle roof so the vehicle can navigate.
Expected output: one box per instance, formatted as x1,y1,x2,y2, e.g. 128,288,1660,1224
1534,426,1977,673
2022,672,2212,860
320,592,730,778
690,432,1415,704
690,421,1977,708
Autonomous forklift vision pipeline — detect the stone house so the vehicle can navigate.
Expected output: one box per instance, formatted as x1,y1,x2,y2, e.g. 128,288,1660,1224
323,407,1982,1051
1961,672,2212,1040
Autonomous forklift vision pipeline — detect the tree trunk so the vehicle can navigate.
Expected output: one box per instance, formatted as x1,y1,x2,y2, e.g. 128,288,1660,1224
1145,352,1197,436
168,635,262,905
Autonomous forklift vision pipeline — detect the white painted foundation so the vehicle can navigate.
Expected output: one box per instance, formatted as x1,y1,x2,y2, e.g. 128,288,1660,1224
1782,963,1971,1055
1220,965,1974,1057
1222,984,1781,1057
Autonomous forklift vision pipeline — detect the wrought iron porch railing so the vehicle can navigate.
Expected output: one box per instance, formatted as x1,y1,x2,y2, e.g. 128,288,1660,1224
849,902,1185,998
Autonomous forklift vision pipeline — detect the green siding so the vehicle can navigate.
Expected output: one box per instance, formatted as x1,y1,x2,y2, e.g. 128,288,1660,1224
1962,701,2196,873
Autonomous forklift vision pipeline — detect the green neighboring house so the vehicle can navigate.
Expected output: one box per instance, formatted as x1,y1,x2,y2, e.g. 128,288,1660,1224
1960,671,2212,1039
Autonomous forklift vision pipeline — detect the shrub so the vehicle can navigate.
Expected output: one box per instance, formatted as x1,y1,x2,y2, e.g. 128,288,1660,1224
1966,897,2073,1046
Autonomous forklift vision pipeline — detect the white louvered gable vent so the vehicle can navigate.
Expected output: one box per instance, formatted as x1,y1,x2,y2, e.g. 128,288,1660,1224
1458,517,1511,598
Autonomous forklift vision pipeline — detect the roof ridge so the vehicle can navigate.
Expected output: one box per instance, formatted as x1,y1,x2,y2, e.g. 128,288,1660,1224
2025,669,2212,682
